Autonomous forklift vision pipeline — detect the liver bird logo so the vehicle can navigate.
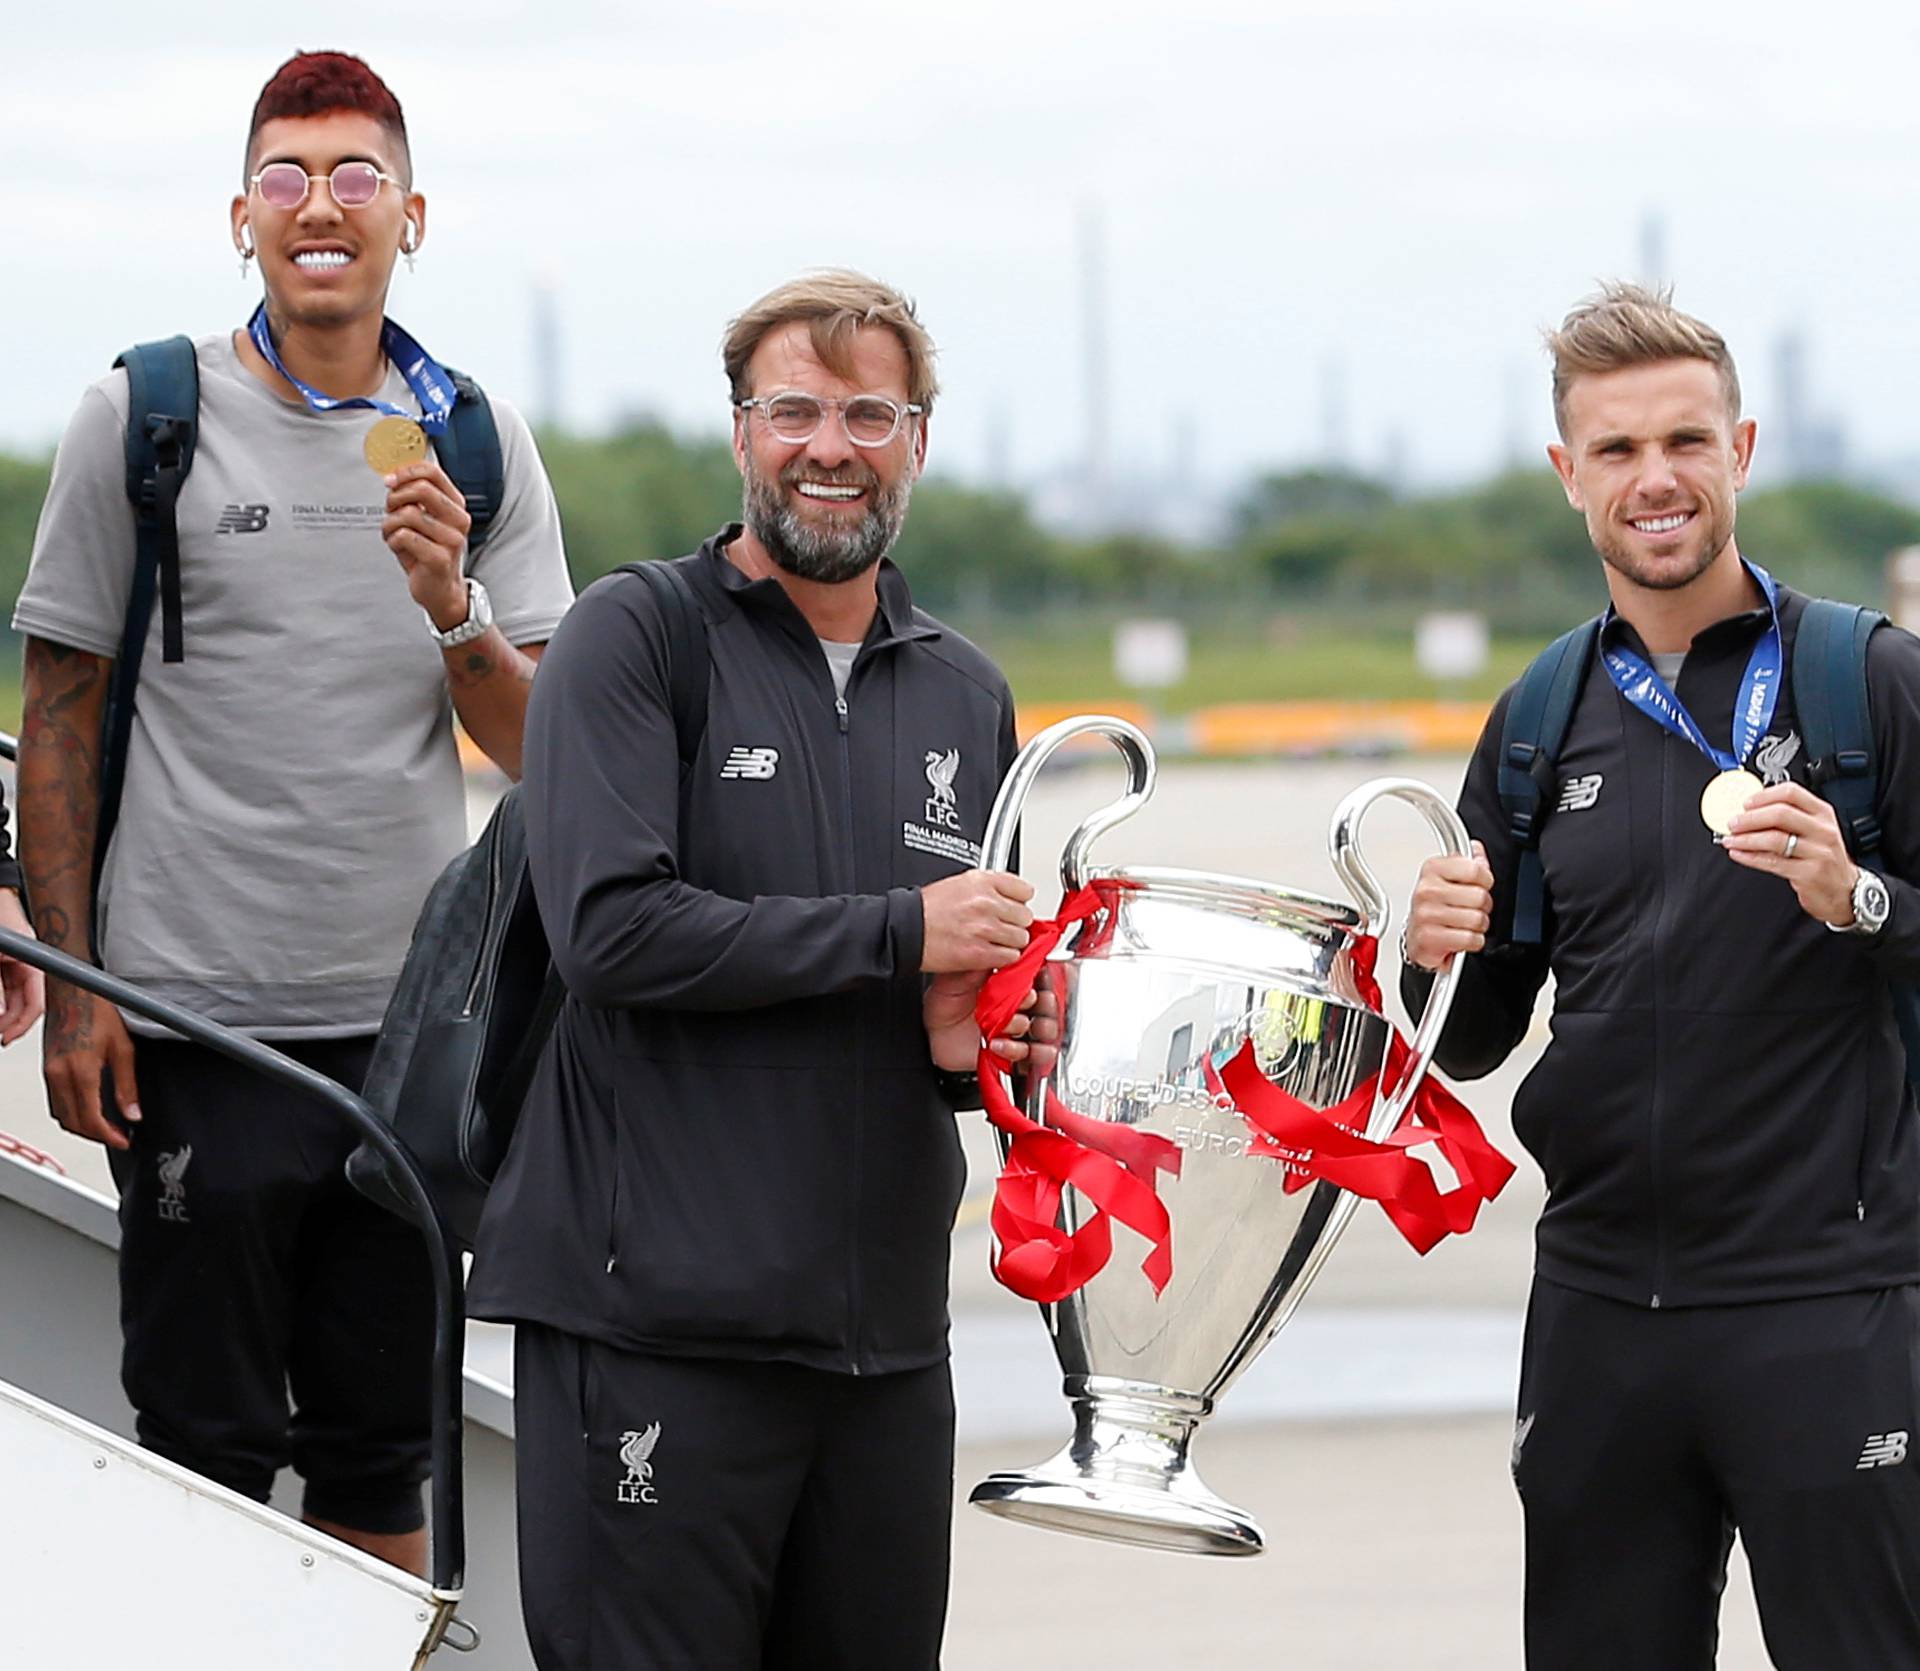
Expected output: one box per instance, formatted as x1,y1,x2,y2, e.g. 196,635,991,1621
157,1146,193,1198
620,1422,662,1489
924,748,960,810
156,1146,193,1222
1754,730,1801,786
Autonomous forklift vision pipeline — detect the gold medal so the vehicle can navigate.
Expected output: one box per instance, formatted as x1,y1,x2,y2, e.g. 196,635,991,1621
1699,767,1762,836
364,415,428,475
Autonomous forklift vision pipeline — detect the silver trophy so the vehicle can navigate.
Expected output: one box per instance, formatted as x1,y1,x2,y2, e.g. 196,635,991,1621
969,714,1468,1556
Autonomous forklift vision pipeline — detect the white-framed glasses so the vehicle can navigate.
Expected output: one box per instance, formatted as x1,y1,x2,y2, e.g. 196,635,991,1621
250,160,401,210
736,391,923,448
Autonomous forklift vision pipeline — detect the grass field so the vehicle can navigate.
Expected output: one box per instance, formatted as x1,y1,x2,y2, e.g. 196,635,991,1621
0,629,1546,744
971,629,1542,711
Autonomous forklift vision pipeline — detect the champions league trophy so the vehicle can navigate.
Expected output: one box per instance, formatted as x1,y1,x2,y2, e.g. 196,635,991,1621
968,715,1469,1556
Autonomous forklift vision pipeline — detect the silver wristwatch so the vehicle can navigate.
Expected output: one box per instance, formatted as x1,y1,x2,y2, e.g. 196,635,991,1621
425,576,493,648
1828,866,1892,937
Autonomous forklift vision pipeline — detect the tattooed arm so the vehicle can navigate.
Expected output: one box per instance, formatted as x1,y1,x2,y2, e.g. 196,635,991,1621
443,635,547,782
19,636,141,1148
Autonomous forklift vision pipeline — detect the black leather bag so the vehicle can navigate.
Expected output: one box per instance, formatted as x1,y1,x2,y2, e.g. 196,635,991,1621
346,557,708,1246
346,787,562,1247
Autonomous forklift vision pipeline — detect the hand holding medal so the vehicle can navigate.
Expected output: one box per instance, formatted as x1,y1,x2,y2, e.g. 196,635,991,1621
1599,561,1783,843
378,451,474,627
245,303,471,621
1601,566,1866,928
1720,780,1862,927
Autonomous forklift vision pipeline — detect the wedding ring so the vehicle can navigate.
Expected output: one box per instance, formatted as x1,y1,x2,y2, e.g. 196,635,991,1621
1784,833,1799,861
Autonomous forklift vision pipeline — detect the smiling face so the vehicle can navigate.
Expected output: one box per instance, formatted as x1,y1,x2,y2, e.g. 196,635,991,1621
230,110,423,332
731,320,927,585
1548,357,1755,597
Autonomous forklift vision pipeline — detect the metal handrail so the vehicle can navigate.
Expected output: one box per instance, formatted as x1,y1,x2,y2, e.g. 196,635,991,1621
0,925,467,1599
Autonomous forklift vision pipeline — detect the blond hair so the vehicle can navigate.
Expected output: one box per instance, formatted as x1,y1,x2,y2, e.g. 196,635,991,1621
1546,282,1740,437
723,269,940,411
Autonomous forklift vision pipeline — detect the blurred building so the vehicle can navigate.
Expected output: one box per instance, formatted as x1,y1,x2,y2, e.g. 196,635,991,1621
1772,326,1850,481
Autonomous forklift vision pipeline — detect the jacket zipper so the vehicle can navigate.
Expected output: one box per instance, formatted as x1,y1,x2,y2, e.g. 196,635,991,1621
835,688,866,1373
1648,733,1673,1308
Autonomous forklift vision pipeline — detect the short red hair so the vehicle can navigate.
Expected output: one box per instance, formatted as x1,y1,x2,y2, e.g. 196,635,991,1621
246,51,410,180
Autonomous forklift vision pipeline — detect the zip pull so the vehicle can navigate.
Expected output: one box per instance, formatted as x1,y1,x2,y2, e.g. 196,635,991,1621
835,695,849,734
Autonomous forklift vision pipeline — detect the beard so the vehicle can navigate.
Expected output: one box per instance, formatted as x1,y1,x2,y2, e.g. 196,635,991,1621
1590,502,1735,593
741,453,914,585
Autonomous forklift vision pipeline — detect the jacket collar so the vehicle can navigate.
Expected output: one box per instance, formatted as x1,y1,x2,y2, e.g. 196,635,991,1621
693,523,938,652
1599,574,1800,662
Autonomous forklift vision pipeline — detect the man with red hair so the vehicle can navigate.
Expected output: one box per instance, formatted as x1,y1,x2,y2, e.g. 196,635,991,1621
15,50,573,1572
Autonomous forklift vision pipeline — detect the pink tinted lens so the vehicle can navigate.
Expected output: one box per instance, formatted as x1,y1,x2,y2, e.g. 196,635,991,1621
330,162,382,207
255,163,310,209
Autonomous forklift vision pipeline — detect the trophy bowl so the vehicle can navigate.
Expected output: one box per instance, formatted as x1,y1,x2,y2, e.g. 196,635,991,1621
967,715,1467,1556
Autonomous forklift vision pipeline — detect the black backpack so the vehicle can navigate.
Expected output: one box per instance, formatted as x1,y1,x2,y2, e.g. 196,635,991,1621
104,335,505,897
347,558,709,1246
1496,596,1920,1091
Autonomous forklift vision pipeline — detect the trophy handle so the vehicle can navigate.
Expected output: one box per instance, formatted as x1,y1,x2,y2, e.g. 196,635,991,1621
1328,777,1470,1139
982,715,1156,889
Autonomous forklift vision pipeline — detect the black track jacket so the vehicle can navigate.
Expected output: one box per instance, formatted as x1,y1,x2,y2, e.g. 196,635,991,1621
468,530,1018,1374
1403,580,1920,1308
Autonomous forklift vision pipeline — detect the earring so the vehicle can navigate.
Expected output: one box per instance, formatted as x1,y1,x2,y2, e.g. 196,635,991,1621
238,229,255,279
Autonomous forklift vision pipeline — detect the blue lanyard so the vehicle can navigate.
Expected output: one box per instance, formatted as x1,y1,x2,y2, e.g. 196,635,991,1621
1599,561,1783,772
246,304,457,435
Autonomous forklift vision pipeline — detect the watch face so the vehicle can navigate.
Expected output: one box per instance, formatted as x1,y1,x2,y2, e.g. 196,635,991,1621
1856,872,1892,931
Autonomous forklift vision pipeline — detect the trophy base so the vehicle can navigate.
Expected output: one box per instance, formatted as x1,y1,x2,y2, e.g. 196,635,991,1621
968,1377,1264,1557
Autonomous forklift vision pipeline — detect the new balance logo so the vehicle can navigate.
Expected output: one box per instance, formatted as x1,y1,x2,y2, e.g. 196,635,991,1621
1858,1431,1909,1469
214,503,270,535
1556,774,1603,813
719,747,779,781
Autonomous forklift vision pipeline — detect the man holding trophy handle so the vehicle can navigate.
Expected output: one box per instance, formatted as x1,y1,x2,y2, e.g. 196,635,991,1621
468,271,1048,1670
1404,284,1920,1667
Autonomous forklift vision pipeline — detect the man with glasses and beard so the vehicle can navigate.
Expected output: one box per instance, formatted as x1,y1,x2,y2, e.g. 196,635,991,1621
468,271,1042,1670
15,51,571,1575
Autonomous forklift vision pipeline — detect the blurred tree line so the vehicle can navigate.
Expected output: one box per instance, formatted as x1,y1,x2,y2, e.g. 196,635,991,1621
2,428,1917,642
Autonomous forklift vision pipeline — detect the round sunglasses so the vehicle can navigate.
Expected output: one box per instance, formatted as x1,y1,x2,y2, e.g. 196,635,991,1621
249,160,400,211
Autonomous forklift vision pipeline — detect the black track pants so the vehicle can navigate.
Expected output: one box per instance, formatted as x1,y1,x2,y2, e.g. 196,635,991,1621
513,1325,955,1671
108,1035,433,1533
1515,1276,1920,1670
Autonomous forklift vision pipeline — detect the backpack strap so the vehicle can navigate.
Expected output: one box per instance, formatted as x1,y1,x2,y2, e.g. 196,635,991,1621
436,370,505,559
101,337,199,902
1792,597,1920,1095
1795,597,1885,858
616,559,711,771
1496,615,1602,946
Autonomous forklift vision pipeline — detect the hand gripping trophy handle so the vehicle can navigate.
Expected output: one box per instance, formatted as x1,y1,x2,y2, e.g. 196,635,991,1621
980,713,1156,882
1327,777,1472,1141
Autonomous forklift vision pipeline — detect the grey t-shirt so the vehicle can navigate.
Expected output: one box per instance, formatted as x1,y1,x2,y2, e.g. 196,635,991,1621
15,330,575,1036
820,638,861,698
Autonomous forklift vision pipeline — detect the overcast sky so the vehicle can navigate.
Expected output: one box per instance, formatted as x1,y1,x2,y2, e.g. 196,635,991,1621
5,1,1920,495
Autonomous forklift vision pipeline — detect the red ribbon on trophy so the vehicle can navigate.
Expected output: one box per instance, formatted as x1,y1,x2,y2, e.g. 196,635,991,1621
1205,930,1512,1252
1199,931,1511,1254
975,882,1182,1306
975,891,1515,1302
